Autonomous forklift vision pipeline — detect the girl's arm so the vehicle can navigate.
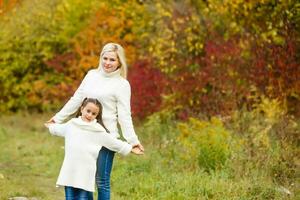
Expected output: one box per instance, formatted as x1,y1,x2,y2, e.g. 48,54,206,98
46,123,67,137
99,132,134,156
51,72,90,123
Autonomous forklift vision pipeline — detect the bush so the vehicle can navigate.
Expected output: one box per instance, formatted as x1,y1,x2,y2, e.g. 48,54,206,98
177,117,232,171
0,0,102,112
228,95,299,185
128,60,166,119
140,109,178,145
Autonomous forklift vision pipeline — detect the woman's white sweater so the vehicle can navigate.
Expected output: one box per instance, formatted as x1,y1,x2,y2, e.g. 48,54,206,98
48,117,132,192
53,68,140,145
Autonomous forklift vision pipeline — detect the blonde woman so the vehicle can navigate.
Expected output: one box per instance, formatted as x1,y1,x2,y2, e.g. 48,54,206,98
47,43,144,200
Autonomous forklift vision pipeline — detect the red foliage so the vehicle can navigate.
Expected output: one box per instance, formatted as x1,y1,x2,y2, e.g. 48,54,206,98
162,29,300,118
128,60,166,119
165,35,249,118
249,36,300,115
45,52,77,73
42,52,87,108
251,40,299,94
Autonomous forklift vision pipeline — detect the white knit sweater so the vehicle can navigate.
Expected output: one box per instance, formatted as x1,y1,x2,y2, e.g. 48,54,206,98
53,68,140,145
48,117,132,192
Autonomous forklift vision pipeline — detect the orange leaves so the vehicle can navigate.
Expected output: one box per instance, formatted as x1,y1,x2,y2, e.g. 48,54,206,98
71,3,141,71
0,0,299,116
0,0,21,15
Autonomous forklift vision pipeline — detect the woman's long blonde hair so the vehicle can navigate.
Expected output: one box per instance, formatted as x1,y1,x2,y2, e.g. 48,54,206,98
98,43,128,79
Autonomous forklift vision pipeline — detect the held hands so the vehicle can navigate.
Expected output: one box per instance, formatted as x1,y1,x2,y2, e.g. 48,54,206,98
134,143,145,152
46,117,56,124
132,143,145,155
131,146,144,155
44,117,56,128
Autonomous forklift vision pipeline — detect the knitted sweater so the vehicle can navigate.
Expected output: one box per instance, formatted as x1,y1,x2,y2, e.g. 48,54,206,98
48,117,132,192
53,68,140,145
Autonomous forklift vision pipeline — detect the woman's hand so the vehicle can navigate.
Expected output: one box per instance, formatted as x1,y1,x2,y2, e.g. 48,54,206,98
44,117,56,128
46,117,56,124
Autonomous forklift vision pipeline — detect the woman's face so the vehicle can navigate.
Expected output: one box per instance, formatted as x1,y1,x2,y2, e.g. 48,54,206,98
102,51,120,73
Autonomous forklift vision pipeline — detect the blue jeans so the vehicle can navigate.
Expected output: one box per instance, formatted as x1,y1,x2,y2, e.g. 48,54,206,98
96,147,115,200
65,186,93,200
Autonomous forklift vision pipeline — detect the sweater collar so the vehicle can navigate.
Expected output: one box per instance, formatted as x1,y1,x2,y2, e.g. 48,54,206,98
98,67,121,78
70,117,107,132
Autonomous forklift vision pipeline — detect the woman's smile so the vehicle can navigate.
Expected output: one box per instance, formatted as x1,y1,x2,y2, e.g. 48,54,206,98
102,51,120,73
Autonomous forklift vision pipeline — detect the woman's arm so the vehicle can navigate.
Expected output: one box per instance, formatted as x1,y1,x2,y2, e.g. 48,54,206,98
116,80,141,146
51,72,90,123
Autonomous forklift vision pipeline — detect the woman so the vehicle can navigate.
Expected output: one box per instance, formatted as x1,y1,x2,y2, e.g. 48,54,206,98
47,43,144,200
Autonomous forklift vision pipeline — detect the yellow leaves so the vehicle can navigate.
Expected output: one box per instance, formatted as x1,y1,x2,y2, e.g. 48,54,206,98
176,17,185,24
177,117,232,170
230,21,237,29
248,87,286,126
230,92,294,164
211,117,223,127
178,117,229,142
61,0,71,11
155,2,172,18
229,21,241,34
254,96,286,124
177,123,189,138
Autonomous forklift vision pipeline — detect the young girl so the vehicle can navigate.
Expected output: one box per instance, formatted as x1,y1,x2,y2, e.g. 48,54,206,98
47,43,144,200
45,98,143,200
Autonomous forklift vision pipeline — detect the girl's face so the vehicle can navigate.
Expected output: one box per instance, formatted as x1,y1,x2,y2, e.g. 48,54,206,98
80,102,100,122
101,51,120,73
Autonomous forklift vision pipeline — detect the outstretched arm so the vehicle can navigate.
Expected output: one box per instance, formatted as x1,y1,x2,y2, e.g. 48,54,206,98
99,132,143,156
45,123,67,137
116,81,144,152
48,72,91,123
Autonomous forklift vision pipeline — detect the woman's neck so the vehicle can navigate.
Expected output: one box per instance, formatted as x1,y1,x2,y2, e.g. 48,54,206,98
99,67,121,77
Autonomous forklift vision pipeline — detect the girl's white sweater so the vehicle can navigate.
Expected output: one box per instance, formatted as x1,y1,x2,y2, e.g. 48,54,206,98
48,117,132,192
53,68,140,145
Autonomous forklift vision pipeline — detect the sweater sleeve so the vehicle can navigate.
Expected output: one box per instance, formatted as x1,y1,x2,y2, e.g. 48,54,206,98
48,123,67,137
53,72,90,123
116,80,140,145
99,132,132,156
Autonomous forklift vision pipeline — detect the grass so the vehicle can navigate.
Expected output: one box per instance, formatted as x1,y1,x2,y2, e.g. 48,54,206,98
0,112,298,199
0,113,64,200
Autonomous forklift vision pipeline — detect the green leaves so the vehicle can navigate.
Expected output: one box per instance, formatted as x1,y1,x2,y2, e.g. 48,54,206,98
0,0,102,112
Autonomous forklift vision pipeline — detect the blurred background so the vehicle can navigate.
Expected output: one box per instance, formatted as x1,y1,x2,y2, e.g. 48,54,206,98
0,0,299,199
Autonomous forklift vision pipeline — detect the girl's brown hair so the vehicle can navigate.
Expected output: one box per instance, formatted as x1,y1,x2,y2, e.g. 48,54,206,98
76,98,110,133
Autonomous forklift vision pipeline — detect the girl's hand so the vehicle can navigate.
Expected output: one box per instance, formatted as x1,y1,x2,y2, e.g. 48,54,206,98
134,143,145,152
46,117,56,124
131,146,144,155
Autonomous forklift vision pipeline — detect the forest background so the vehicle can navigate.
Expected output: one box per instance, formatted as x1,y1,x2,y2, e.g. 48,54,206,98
0,0,299,199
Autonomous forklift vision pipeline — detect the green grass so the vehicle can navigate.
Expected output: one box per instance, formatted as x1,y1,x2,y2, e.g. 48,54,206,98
0,113,298,199
0,113,64,200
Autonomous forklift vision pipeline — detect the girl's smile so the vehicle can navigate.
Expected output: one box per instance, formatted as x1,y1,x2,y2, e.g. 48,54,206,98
80,102,100,122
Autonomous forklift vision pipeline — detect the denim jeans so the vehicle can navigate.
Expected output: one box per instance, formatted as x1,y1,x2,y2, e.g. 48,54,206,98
96,147,115,200
65,186,93,200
